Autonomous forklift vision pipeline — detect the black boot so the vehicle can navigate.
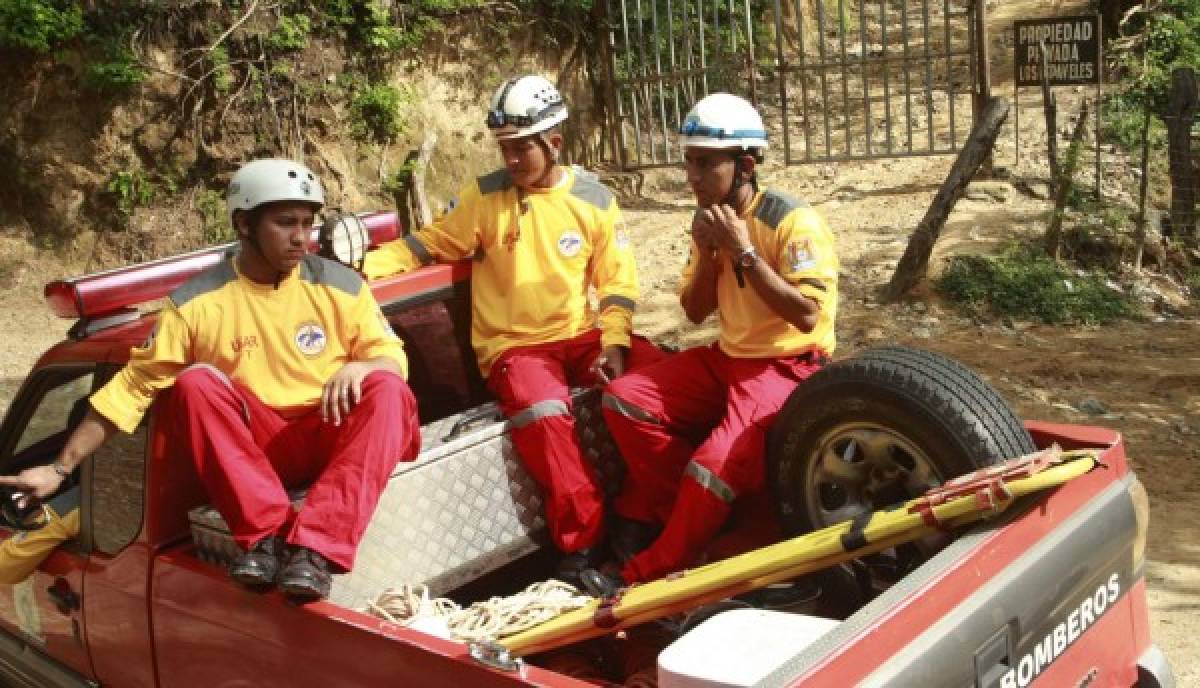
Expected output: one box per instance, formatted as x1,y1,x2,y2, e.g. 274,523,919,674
278,546,333,601
556,547,607,588
230,535,285,587
580,568,626,598
609,516,661,564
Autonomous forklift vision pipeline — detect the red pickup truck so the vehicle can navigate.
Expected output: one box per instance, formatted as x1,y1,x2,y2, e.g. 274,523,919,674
0,213,1175,687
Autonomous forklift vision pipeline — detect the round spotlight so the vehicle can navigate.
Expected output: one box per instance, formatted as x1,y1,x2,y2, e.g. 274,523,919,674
319,211,370,273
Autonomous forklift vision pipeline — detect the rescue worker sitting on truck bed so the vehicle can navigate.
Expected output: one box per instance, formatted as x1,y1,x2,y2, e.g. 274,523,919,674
581,94,840,596
364,74,665,586
0,159,421,602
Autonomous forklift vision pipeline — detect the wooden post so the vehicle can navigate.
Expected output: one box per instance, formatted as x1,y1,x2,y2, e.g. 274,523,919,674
408,133,437,229
1166,67,1198,242
883,97,1010,302
1039,41,1058,186
1044,100,1092,260
974,0,993,176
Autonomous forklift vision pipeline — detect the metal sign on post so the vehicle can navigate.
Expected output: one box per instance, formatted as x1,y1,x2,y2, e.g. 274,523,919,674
1014,16,1100,87
1012,14,1103,196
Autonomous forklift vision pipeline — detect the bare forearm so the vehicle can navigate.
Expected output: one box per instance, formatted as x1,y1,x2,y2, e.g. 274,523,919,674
743,261,821,332
57,409,118,472
680,254,720,324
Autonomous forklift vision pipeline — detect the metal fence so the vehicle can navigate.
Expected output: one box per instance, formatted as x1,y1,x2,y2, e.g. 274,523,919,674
602,0,984,170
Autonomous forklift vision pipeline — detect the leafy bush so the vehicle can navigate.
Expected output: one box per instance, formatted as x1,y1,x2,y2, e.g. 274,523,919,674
195,189,232,245
1103,0,1200,149
106,170,156,226
83,35,145,94
0,0,83,53
349,83,411,143
936,245,1135,325
266,14,311,52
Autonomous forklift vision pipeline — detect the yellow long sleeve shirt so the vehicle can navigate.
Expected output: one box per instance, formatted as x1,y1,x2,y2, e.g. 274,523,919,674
364,167,639,376
90,254,408,434
682,189,839,359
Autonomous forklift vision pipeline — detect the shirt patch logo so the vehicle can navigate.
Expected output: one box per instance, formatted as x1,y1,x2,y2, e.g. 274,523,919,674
231,335,259,353
558,230,584,258
615,222,631,250
295,321,327,357
786,238,817,271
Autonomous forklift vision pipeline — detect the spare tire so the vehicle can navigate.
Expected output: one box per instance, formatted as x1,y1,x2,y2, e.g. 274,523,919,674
767,346,1035,592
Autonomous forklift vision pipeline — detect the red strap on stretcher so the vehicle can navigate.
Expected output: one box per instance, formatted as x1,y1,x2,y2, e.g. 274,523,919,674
907,446,1061,529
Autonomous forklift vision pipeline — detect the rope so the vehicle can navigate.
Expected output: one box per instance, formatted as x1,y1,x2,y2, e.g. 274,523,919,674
368,580,592,643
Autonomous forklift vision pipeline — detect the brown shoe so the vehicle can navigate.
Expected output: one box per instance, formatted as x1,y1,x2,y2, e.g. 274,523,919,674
229,536,285,587
278,547,332,601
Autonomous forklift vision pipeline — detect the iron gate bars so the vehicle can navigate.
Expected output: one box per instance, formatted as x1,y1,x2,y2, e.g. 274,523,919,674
773,0,978,164
604,0,980,170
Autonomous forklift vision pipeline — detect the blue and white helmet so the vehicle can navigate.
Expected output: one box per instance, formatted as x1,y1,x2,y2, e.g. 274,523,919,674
486,75,568,140
679,93,768,152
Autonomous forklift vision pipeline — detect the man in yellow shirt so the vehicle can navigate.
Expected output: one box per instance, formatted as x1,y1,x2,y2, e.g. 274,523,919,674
0,159,420,601
364,75,663,582
0,487,79,585
584,94,839,592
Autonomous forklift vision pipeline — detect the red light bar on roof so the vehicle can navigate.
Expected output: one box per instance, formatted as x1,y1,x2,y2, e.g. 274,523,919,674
44,212,403,320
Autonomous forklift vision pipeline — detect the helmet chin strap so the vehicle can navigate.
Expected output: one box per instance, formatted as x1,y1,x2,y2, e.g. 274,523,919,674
721,152,757,211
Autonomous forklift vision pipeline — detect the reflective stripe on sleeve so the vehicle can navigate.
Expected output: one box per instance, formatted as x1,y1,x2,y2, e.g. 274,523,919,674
598,295,637,313
405,235,435,266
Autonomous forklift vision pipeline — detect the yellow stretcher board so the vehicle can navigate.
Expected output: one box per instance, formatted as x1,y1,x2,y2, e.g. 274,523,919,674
497,446,1098,658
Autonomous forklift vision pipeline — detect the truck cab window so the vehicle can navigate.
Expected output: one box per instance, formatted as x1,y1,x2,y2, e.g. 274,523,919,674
8,369,95,458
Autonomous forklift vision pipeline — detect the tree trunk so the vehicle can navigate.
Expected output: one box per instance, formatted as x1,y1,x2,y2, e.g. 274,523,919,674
883,97,1010,301
1044,100,1091,260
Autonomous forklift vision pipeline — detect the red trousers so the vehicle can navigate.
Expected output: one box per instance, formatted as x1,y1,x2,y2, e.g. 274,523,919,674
164,365,421,571
601,345,824,583
487,329,666,553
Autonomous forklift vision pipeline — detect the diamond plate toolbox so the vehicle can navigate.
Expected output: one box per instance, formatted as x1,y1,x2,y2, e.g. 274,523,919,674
188,388,622,609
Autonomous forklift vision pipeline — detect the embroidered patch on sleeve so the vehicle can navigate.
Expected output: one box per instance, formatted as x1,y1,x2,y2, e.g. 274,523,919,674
786,237,817,271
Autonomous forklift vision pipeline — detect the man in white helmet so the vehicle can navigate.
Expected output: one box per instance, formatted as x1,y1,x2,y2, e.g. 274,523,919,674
583,93,840,594
0,159,420,602
364,75,664,584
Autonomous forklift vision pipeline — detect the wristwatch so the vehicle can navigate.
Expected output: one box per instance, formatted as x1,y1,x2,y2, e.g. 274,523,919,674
736,246,759,269
52,460,70,478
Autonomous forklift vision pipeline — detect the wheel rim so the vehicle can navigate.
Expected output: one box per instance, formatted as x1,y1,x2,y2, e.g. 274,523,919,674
802,422,948,591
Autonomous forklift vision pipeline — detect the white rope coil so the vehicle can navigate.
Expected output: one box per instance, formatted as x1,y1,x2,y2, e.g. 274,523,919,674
368,580,591,643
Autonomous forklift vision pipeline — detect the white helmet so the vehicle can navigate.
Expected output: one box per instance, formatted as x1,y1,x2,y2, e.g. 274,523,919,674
486,75,568,140
678,93,768,151
227,158,325,223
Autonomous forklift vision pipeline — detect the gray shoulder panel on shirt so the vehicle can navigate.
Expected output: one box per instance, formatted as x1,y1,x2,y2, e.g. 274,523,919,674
569,174,615,210
477,169,514,195
169,257,237,308
300,255,364,296
754,189,809,230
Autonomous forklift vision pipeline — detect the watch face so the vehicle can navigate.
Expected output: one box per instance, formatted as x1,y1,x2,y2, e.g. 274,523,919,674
739,250,757,268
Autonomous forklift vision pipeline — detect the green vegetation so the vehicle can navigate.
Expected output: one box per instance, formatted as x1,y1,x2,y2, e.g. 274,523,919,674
83,34,146,94
349,83,412,143
0,0,83,53
1103,0,1200,150
1187,267,1200,296
195,189,232,245
936,245,1135,325
105,170,158,227
266,14,312,52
